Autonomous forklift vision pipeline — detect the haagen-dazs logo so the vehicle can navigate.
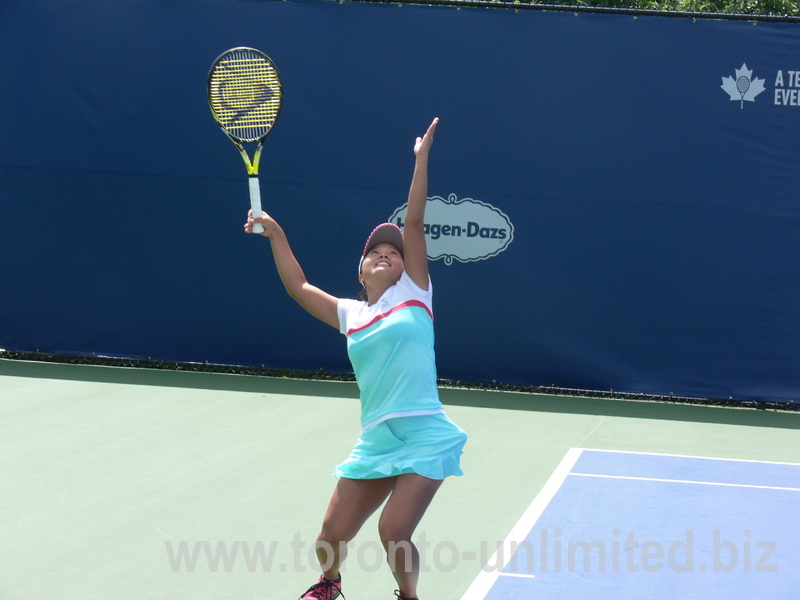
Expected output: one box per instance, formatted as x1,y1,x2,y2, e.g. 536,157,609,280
389,194,514,265
721,63,766,108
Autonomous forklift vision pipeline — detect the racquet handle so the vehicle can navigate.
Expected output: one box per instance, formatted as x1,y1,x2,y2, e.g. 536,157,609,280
249,176,264,234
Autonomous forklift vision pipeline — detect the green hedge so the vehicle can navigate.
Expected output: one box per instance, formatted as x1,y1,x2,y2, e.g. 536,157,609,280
376,0,800,17
522,0,799,16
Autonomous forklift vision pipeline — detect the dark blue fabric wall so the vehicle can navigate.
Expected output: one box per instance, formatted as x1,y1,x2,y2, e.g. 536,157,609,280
1,0,798,402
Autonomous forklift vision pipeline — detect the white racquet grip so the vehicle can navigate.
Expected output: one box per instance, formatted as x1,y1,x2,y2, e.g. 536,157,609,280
249,176,264,234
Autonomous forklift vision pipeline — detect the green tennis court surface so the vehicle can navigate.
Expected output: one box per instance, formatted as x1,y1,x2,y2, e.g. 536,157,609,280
2,358,799,599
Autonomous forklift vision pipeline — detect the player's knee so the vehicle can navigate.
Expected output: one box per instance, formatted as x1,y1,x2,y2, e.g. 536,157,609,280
378,522,414,548
318,522,355,546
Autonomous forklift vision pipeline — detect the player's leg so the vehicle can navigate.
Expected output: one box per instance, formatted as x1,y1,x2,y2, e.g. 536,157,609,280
301,477,395,599
378,473,444,599
318,476,395,577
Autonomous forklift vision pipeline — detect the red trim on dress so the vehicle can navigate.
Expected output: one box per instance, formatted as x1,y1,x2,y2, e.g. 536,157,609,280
346,300,433,337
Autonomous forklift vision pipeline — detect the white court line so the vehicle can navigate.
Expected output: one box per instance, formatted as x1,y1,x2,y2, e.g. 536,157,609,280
458,447,584,600
578,447,800,466
569,471,800,492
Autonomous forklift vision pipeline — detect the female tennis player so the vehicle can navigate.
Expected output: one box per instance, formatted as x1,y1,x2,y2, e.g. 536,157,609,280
245,117,466,600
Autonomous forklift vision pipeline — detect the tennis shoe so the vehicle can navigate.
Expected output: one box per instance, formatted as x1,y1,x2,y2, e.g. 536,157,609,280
299,574,344,600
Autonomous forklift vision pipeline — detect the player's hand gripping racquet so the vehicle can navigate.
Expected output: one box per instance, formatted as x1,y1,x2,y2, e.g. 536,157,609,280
208,47,282,234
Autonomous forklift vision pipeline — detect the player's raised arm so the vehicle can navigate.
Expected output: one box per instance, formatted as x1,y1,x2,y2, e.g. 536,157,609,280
246,211,340,329
402,117,438,291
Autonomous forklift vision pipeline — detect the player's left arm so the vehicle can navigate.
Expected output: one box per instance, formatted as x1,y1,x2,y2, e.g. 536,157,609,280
403,117,438,291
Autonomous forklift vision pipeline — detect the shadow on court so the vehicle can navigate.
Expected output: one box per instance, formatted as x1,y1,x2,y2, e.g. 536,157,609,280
3,358,798,430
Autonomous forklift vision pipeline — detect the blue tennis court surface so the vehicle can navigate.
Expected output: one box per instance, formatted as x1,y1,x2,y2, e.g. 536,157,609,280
461,449,800,599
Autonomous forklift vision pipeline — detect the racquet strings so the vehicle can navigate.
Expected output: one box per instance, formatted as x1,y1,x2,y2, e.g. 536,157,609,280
209,49,281,143
736,76,751,96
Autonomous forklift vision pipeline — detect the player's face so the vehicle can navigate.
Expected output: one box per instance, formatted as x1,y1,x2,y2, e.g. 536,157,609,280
360,243,404,283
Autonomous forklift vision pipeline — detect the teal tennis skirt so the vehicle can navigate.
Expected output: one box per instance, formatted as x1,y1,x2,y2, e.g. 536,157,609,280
334,412,467,480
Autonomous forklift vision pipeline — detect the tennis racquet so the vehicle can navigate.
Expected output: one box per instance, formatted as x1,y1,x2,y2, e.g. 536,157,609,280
207,47,282,234
736,76,750,109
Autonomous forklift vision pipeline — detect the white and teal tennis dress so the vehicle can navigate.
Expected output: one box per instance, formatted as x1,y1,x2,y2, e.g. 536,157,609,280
335,272,467,480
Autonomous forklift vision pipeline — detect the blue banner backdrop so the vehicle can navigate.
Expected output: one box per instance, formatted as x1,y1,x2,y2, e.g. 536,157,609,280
1,0,798,402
